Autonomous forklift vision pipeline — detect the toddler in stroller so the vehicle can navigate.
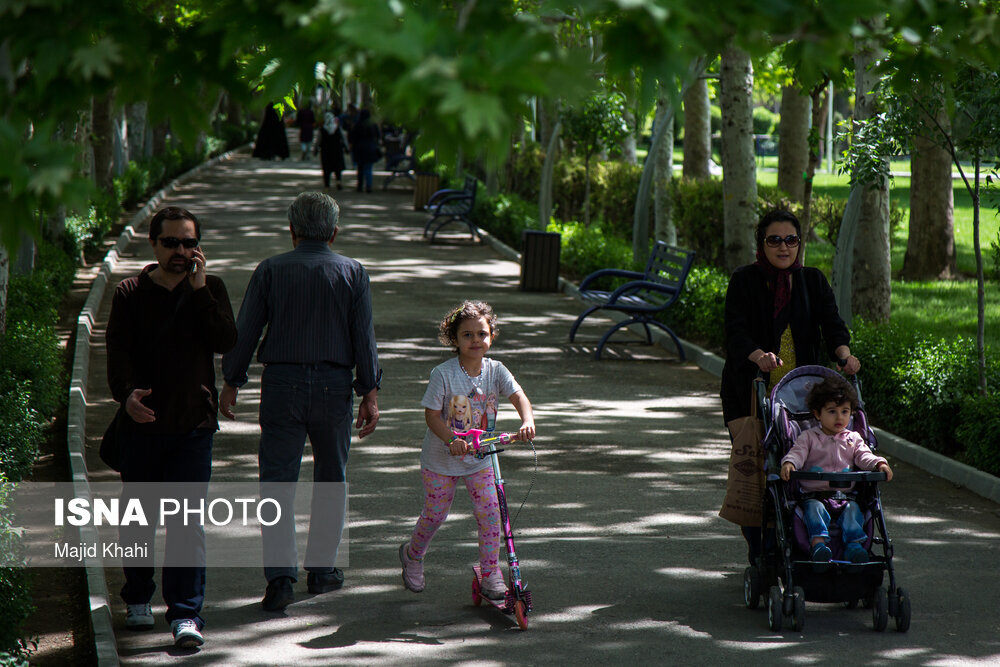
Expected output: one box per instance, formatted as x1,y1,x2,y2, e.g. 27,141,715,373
779,376,893,564
743,365,911,633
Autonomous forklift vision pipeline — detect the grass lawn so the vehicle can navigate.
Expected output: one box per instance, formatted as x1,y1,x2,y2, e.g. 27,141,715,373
755,171,1000,349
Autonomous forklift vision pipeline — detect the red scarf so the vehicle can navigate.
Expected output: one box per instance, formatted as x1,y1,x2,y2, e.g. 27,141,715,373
755,250,802,319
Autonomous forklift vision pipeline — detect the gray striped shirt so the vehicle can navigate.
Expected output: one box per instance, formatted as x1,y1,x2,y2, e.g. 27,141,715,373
222,239,380,395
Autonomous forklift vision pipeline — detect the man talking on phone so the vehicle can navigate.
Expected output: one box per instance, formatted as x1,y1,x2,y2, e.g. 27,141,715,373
105,206,237,648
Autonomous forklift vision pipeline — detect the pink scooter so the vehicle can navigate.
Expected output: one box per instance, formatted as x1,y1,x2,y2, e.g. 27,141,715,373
453,428,534,630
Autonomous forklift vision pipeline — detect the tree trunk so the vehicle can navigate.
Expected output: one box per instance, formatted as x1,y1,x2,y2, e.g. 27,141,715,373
902,103,955,280
91,90,116,193
800,80,830,263
14,232,35,274
112,105,127,176
720,45,757,272
127,102,148,163
538,120,561,230
653,96,676,244
0,244,8,338
583,155,592,226
537,97,557,147
776,85,810,203
152,121,170,157
622,107,638,165
682,78,712,181
972,158,987,396
851,22,891,323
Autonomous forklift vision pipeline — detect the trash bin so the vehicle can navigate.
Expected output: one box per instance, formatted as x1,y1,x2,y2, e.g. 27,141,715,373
519,230,561,292
413,172,440,211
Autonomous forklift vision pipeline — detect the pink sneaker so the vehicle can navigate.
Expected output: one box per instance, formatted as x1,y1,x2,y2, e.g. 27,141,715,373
399,542,424,593
481,568,507,600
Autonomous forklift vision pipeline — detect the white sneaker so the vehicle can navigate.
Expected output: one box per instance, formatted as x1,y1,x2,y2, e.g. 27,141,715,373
480,569,507,600
124,603,154,630
171,619,204,648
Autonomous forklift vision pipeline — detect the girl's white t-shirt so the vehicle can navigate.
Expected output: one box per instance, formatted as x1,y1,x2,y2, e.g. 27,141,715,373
420,357,522,476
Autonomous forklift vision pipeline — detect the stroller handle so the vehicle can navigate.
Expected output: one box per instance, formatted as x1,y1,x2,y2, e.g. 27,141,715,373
789,470,887,487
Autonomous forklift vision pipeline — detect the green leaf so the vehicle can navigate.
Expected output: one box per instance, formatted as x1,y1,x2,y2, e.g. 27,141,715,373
69,37,122,80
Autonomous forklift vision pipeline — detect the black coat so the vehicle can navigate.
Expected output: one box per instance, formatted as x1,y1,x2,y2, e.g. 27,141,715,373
319,126,347,174
720,264,851,423
252,106,290,160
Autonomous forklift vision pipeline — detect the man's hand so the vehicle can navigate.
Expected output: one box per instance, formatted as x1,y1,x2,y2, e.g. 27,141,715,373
126,388,156,423
355,388,379,438
219,383,238,420
187,247,207,290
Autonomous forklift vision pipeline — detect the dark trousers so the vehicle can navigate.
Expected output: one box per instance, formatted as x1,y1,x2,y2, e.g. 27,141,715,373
119,427,213,629
258,363,352,582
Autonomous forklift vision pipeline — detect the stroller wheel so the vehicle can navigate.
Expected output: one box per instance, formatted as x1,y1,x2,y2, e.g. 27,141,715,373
767,586,783,631
791,586,806,632
744,566,761,609
872,587,889,631
894,587,912,633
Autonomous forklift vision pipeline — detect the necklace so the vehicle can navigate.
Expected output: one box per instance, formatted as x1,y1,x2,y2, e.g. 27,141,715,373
460,361,484,396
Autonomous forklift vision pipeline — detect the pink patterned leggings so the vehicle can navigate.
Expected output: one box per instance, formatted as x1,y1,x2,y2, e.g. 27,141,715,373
407,467,501,575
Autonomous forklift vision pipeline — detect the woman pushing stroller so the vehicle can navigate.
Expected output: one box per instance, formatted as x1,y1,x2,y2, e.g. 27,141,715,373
720,208,861,561
779,376,894,564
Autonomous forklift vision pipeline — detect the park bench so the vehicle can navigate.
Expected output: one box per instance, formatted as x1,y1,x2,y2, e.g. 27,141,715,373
569,241,696,361
382,132,416,190
423,175,479,242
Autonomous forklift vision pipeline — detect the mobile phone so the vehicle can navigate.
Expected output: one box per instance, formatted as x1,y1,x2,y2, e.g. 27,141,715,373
189,259,197,274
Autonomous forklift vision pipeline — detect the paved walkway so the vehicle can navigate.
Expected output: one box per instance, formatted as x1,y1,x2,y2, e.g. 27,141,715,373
81,150,1000,665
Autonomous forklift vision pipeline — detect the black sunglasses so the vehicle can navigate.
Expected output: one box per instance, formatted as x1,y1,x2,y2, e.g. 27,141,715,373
764,234,800,248
159,237,199,249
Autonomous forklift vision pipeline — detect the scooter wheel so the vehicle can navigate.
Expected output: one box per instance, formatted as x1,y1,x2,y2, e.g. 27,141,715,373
514,599,528,630
472,574,482,607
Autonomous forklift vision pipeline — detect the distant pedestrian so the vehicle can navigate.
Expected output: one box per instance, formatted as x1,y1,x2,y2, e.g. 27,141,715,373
105,206,237,649
398,301,535,600
296,101,317,160
219,192,381,612
348,108,381,193
316,108,348,190
252,102,290,160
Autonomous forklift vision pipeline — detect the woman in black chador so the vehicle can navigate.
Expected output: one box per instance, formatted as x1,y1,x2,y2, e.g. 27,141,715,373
317,108,348,190
252,103,290,160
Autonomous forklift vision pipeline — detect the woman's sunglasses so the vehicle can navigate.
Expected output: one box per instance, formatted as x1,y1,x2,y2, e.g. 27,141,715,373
158,237,200,249
764,234,800,248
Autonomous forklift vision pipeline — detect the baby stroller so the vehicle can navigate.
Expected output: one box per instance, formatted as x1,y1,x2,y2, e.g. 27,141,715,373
743,365,912,632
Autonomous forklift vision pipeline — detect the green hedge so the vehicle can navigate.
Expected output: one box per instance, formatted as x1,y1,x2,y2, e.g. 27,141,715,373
851,319,1000,463
0,475,34,658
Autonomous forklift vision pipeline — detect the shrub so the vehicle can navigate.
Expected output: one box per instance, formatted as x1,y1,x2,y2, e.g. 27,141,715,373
114,161,152,210
475,192,538,248
851,319,1000,457
594,161,645,240
549,219,638,282
671,177,726,267
662,263,729,351
506,142,544,203
0,474,35,658
552,157,588,224
956,393,1000,475
0,374,43,484
810,193,906,247
752,107,778,136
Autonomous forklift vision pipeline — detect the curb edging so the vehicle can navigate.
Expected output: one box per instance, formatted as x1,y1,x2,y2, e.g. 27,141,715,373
480,230,1000,506
67,147,244,667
